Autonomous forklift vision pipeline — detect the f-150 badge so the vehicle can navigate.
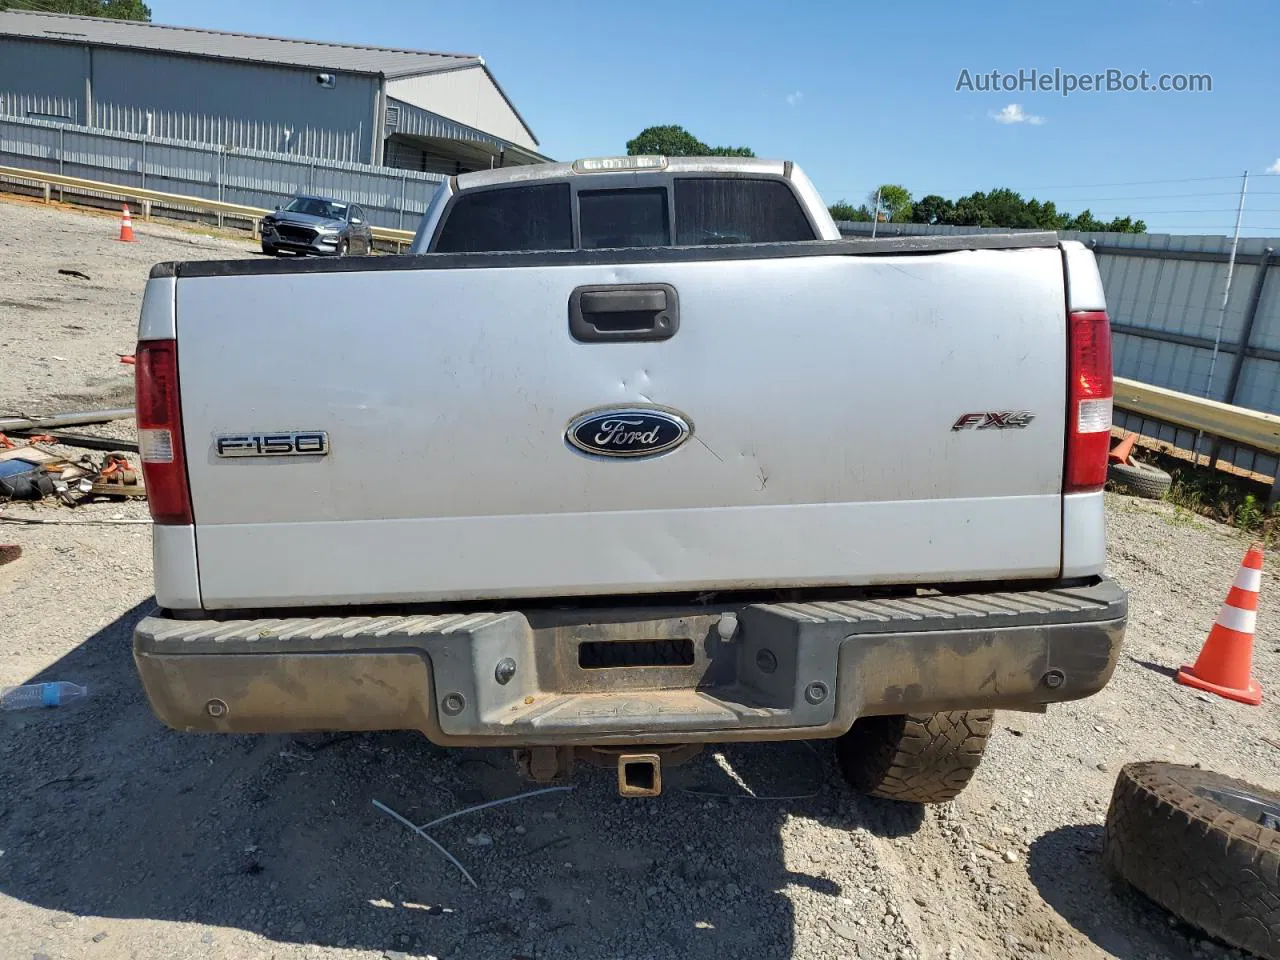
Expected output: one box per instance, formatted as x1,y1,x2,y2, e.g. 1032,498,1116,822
215,431,329,457
566,407,691,459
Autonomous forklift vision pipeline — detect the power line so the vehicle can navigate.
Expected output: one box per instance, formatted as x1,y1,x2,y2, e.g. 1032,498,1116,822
1078,208,1280,215
1074,206,1280,216
1032,192,1242,202
3,0,71,11
1128,225,1280,230
1014,174,1242,190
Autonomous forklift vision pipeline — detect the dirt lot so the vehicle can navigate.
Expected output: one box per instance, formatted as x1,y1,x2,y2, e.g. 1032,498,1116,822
0,194,254,415
1,197,1277,960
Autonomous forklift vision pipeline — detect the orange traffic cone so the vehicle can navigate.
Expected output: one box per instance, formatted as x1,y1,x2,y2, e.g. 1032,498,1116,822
1109,433,1137,465
1176,544,1264,705
118,204,136,242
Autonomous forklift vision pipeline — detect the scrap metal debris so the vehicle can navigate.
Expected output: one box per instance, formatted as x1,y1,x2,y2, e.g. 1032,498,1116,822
418,785,574,830
372,799,476,889
372,785,576,888
0,514,150,525
6,430,139,453
0,435,143,506
0,408,133,433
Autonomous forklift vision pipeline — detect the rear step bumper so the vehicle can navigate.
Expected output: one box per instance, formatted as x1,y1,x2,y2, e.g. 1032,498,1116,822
133,578,1126,746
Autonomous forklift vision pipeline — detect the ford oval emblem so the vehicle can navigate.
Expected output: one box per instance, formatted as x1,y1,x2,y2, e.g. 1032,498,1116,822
566,407,692,459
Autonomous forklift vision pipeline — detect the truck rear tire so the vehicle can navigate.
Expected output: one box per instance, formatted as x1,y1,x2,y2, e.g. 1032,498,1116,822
836,710,993,804
1104,762,1280,960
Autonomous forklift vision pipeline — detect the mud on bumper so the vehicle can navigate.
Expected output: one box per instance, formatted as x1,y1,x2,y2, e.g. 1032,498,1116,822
134,579,1126,746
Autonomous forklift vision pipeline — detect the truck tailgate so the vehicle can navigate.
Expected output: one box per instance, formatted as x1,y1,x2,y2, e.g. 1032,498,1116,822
174,245,1068,608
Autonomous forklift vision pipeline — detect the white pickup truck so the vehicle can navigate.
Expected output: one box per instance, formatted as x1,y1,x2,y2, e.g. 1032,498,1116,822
132,156,1126,802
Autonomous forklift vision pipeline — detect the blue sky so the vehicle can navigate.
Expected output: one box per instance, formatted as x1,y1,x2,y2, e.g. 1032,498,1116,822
151,0,1280,235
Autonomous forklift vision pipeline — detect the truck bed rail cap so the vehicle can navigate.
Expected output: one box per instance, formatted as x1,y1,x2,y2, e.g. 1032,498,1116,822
164,233,1063,280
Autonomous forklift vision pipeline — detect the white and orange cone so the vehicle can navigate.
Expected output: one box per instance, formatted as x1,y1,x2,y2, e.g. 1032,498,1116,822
118,204,136,242
1176,544,1264,705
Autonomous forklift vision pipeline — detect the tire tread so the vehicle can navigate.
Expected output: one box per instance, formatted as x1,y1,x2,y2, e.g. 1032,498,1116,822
836,710,993,804
1104,761,1280,959
1108,460,1173,499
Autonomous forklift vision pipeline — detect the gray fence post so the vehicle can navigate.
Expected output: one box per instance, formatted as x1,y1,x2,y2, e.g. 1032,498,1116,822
141,137,146,191
57,127,64,201
217,146,225,228
399,171,408,231
308,161,315,192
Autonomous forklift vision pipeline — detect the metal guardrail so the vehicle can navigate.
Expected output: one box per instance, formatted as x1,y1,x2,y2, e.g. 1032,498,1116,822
0,164,417,246
1113,377,1280,455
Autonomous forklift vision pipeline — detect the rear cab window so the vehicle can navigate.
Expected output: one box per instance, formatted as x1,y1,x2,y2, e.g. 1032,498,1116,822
434,182,573,253
579,189,669,248
430,176,815,252
673,178,814,245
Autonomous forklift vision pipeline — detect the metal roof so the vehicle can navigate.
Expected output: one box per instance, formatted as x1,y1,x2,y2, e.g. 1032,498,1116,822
387,97,549,162
0,10,481,78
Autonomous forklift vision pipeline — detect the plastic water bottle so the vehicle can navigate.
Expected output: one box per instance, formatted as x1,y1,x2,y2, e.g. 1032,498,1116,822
0,682,88,711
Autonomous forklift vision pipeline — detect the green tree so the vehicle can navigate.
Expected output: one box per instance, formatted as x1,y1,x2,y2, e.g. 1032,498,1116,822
626,125,755,158
948,191,993,227
984,188,1038,228
1061,209,1146,234
911,194,954,225
828,200,872,221
868,184,912,221
0,0,151,18
626,125,707,157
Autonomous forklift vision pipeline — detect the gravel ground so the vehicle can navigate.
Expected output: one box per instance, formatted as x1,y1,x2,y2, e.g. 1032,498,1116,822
1,196,1278,960
0,194,255,416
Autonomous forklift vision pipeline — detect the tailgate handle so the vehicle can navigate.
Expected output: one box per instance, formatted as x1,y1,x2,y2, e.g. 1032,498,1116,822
569,284,679,343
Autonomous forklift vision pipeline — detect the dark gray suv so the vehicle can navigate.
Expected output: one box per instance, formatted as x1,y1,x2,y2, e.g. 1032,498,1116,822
261,195,374,257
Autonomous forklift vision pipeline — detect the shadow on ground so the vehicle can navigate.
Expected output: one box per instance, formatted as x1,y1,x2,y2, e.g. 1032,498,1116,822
1028,825,1204,960
1125,655,1178,681
0,603,921,960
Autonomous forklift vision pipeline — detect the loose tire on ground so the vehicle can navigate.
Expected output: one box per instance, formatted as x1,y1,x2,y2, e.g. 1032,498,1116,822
1107,459,1172,499
1104,762,1280,960
836,710,993,804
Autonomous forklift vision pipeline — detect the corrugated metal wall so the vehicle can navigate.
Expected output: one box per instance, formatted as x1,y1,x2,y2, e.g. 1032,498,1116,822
0,38,375,163
842,220,1280,479
0,115,443,232
0,37,84,120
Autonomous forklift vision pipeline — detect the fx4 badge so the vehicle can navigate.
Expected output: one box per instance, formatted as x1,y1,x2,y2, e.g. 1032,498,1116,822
951,411,1035,431
215,431,329,457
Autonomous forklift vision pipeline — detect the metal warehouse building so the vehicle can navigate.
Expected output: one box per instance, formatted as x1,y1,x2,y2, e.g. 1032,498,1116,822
0,10,547,173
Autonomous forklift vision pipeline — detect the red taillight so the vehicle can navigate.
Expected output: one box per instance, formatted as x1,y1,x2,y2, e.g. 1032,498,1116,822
135,339,193,524
1065,310,1113,493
